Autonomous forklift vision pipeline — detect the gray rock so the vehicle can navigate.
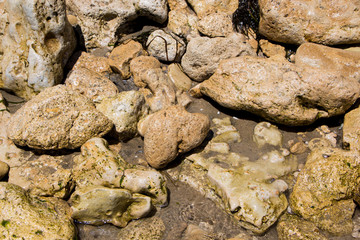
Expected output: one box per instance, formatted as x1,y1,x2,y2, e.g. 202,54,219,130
7,85,113,150
259,0,360,45
0,182,75,239
1,0,76,99
181,33,256,82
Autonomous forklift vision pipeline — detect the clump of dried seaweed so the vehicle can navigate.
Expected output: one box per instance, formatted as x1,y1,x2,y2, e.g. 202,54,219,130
232,0,260,37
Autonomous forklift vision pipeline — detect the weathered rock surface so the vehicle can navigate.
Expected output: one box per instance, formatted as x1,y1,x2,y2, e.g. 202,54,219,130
259,40,286,59
186,0,238,18
96,91,149,140
253,122,283,148
167,7,199,40
181,33,256,82
167,63,192,92
290,147,360,235
109,40,147,79
9,155,74,199
66,0,168,49
197,55,360,125
72,51,112,74
65,68,118,103
197,12,234,37
344,106,360,152
117,217,165,240
130,56,162,88
146,29,186,62
259,0,360,45
0,182,75,239
276,213,328,240
70,186,152,227
0,1,7,82
1,0,76,99
138,105,210,169
7,85,113,150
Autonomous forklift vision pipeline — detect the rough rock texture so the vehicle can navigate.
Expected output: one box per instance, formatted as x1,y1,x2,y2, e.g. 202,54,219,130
0,161,8,180
8,155,74,199
167,7,199,40
0,182,75,239
146,30,186,62
197,12,234,37
130,56,162,88
186,0,238,18
69,186,152,227
290,147,360,235
0,2,7,82
181,33,256,82
259,0,360,45
253,122,283,148
344,106,360,152
138,105,210,169
7,85,113,150
117,217,165,240
167,118,297,234
72,51,113,74
109,40,148,79
1,0,76,99
197,55,360,125
66,0,168,49
65,68,118,103
168,63,192,91
96,91,149,140
259,40,286,59
73,138,168,205
276,213,328,240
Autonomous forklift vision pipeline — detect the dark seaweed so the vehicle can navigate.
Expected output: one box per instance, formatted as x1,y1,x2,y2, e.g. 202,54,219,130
232,0,260,36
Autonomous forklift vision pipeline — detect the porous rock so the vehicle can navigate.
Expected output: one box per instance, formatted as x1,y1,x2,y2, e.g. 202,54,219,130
9,155,74,199
167,7,199,40
7,85,113,150
66,0,168,49
0,182,75,239
344,106,360,152
181,33,256,82
197,12,234,37
138,105,210,169
0,1,7,82
130,56,162,88
259,0,360,45
186,0,238,18
65,67,118,103
72,51,113,74
1,0,76,99
290,147,360,235
117,217,165,240
69,186,152,227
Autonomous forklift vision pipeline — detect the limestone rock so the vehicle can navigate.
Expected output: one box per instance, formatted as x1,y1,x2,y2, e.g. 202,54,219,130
130,56,161,88
259,0,360,45
276,213,328,240
146,29,186,62
181,33,256,82
109,40,148,79
65,68,118,103
186,0,238,18
117,217,165,240
66,0,168,49
8,155,74,199
69,186,152,227
0,161,8,180
0,2,7,82
1,0,76,99
197,12,234,37
168,63,192,91
253,122,283,148
96,91,149,140
0,182,75,239
167,8,199,40
198,55,360,125
72,51,112,74
259,39,286,59
344,106,360,152
290,147,360,235
7,85,113,150
138,105,210,169
167,0,188,10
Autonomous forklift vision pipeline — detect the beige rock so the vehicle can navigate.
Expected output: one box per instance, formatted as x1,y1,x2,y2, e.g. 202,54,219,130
187,0,238,18
290,147,360,235
259,39,286,59
167,8,199,40
146,30,186,62
182,224,216,240
96,91,149,140
117,217,165,240
289,141,308,155
67,14,78,26
167,63,192,91
259,0,360,45
8,155,74,199
253,122,282,148
7,85,113,150
65,68,118,103
167,0,188,10
0,2,7,83
0,161,8,180
1,0,76,99
109,40,148,79
197,12,234,37
130,56,162,88
181,33,256,82
0,182,75,239
138,105,210,168
344,106,360,152
70,186,152,227
198,56,360,125
276,213,328,240
307,138,333,151
67,0,168,49
72,51,113,74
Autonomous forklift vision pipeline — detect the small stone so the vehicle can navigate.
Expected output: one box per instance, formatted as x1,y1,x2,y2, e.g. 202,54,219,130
289,141,308,154
130,56,162,88
72,51,113,74
253,122,283,148
167,63,192,91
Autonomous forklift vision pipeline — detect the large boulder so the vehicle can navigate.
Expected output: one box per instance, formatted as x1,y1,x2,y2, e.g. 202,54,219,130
66,0,168,49
7,85,113,150
1,0,76,99
0,182,76,239
259,0,360,45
